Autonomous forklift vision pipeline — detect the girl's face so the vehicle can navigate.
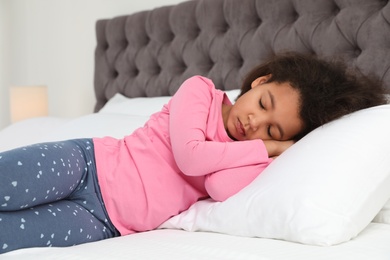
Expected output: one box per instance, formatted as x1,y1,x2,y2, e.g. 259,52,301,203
223,75,303,141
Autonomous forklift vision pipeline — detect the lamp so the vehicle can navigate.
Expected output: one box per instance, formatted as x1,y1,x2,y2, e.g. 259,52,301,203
10,85,48,123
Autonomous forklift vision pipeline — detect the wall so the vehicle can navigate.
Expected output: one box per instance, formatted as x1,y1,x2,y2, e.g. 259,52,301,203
0,0,11,129
0,0,184,129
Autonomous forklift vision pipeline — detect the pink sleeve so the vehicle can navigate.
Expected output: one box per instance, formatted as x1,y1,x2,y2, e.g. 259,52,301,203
204,162,270,202
169,76,271,177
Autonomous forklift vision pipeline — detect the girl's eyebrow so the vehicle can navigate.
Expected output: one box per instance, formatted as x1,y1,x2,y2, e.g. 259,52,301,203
267,90,284,139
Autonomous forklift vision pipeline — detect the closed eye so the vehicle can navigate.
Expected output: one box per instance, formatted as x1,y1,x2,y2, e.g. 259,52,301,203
260,99,273,138
267,125,273,138
259,99,265,109
259,99,272,137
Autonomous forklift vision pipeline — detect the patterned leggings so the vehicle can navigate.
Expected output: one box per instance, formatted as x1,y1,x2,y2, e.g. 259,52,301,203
0,139,119,254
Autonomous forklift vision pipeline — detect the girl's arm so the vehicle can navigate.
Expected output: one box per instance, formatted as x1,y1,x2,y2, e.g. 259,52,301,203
169,76,271,177
263,139,295,158
204,140,294,201
205,163,270,202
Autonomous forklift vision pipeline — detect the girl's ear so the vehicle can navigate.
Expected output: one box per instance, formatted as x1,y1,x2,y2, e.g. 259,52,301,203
251,74,272,88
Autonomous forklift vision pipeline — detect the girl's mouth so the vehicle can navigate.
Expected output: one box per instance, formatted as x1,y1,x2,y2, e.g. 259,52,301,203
236,119,246,136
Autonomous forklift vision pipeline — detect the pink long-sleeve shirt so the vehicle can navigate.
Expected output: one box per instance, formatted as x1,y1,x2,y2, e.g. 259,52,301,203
93,76,272,235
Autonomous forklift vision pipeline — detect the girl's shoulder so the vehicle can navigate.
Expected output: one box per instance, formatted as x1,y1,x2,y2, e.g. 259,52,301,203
178,75,221,97
181,75,215,89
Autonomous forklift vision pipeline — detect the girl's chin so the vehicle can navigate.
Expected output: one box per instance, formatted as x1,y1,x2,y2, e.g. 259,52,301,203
227,130,238,141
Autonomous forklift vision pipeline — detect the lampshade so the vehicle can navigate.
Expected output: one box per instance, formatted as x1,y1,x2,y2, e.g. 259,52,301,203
10,85,48,123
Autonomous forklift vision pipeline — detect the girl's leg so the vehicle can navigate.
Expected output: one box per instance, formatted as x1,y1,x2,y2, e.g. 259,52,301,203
0,139,118,254
1,200,112,253
0,141,88,210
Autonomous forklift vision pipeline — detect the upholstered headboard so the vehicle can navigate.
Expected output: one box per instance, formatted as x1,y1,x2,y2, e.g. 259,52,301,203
94,0,390,112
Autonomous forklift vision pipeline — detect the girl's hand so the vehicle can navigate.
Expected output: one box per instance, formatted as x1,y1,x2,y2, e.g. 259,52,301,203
263,139,295,158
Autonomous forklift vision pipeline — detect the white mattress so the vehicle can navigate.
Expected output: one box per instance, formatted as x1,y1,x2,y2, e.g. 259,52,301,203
3,223,390,259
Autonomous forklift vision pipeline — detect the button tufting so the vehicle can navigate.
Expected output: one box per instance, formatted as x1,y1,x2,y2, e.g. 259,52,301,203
122,40,129,49
354,48,362,56
333,5,340,15
168,31,175,42
237,56,244,67
155,66,162,75
144,35,151,45
193,27,201,38
291,9,299,22
221,24,229,34
256,16,262,27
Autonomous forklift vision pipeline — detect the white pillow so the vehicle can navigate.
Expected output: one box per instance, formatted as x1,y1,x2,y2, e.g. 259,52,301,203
224,89,240,103
385,94,390,103
99,93,171,116
161,104,390,246
373,199,390,224
99,90,241,116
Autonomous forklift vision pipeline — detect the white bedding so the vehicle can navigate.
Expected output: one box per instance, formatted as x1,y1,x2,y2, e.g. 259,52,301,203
3,224,390,260
1,92,390,259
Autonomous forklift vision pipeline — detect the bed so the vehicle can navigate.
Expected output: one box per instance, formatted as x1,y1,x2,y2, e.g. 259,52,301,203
2,0,390,259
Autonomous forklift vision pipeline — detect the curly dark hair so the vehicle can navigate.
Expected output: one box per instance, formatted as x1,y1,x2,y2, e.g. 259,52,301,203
238,52,387,140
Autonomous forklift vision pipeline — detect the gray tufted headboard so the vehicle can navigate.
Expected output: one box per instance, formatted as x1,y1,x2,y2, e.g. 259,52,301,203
94,0,390,112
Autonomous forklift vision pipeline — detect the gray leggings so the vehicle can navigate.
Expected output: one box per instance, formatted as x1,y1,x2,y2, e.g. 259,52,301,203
0,139,119,254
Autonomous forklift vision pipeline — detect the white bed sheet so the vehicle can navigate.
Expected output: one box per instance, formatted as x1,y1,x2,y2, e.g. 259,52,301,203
0,113,148,152
0,117,71,152
3,223,390,259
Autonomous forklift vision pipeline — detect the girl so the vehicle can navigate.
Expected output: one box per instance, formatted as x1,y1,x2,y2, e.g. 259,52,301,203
0,53,386,253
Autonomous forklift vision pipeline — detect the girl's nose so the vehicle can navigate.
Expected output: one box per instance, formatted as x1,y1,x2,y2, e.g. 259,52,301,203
248,114,260,132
